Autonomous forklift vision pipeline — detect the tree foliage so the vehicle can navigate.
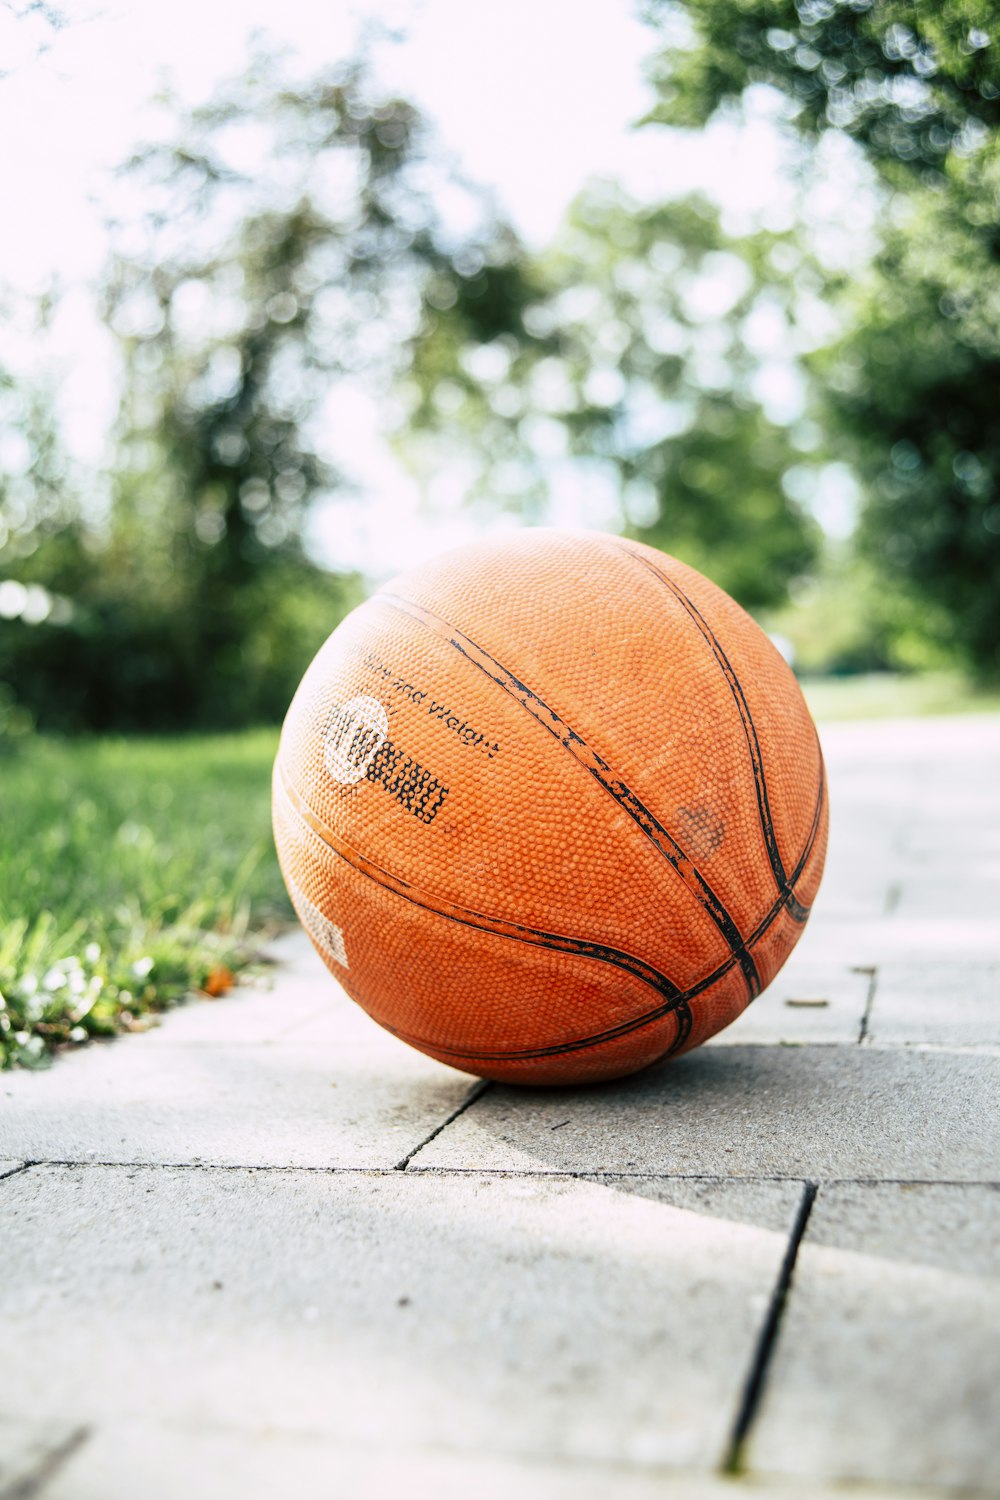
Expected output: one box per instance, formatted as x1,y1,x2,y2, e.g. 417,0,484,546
818,183,1000,671
406,183,821,610
1,53,533,730
645,0,1000,674
542,187,821,608
646,0,999,177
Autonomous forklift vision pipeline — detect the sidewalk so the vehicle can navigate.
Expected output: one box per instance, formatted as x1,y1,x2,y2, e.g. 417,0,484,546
2,716,998,1500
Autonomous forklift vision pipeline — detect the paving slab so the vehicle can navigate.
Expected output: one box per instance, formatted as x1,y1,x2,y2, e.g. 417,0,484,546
41,1423,940,1500
748,1183,1000,1492
0,1415,87,1496
134,930,375,1047
595,1175,802,1235
0,1032,473,1169
800,1180,1000,1274
815,719,1000,946
866,961,1000,1049
709,947,870,1047
787,910,1000,969
894,872,1000,927
806,828,906,924
788,865,1000,973
411,1046,1000,1181
903,817,1000,859
37,1426,674,1500
0,1165,799,1475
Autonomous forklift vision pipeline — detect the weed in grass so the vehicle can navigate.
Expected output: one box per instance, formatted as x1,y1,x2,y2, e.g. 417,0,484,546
801,671,1000,722
0,729,291,1067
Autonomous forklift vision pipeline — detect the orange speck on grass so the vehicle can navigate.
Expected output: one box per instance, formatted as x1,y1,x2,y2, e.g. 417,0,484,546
202,966,236,998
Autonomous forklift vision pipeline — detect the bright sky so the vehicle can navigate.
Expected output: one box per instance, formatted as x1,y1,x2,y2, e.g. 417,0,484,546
0,0,874,573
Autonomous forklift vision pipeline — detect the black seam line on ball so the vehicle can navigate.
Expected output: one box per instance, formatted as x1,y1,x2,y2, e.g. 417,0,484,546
611,540,815,922
645,765,826,1069
279,740,820,1064
662,998,694,1059
378,591,761,1003
384,1001,695,1064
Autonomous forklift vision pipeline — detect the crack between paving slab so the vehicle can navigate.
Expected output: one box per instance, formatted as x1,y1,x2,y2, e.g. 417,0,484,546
722,1179,817,1475
11,1161,1000,1187
856,966,878,1044
405,1170,1000,1186
393,1079,492,1171
0,1425,91,1500
0,1163,33,1184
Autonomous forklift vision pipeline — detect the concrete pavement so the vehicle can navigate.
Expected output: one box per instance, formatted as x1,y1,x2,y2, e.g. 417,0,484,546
2,714,998,1499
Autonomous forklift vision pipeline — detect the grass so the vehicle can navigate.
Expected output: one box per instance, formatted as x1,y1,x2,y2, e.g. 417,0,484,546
0,730,290,1068
801,670,1000,722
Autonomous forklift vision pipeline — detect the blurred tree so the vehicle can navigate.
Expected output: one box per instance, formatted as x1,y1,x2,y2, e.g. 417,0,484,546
765,546,956,676
0,357,83,738
644,0,999,175
0,0,74,78
2,51,535,730
542,186,821,609
815,182,1000,674
0,367,74,569
644,0,1000,675
408,183,821,611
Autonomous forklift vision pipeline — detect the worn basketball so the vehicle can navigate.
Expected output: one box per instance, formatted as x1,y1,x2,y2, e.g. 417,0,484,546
273,530,828,1085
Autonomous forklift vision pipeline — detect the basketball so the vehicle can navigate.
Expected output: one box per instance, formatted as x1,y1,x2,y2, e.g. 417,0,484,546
273,530,828,1085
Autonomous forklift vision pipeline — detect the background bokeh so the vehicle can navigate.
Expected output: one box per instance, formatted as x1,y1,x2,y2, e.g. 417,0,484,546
2,0,999,738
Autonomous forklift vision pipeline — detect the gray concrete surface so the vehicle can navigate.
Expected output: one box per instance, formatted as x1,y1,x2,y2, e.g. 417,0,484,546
39,1426,941,1500
0,1032,474,1169
2,714,998,1499
865,961,1000,1049
749,1184,1000,1492
707,950,871,1045
0,1416,84,1497
409,1046,1000,1179
2,1166,800,1473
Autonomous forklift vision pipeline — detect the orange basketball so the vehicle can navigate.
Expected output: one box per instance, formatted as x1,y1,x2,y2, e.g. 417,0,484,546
273,530,828,1085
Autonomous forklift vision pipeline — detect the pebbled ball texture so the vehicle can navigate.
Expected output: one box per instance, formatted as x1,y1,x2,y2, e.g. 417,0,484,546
273,530,828,1085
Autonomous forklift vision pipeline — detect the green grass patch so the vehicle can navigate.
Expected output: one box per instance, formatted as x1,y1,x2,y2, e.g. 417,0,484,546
801,671,1000,722
0,730,290,1068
